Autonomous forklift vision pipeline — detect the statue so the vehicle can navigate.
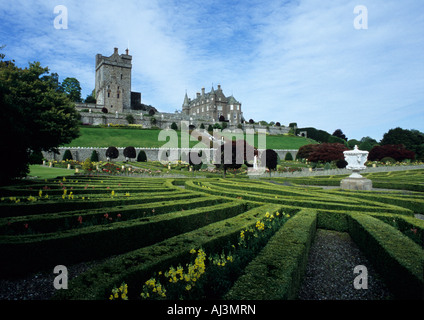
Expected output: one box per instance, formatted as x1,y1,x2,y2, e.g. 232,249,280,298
340,145,372,190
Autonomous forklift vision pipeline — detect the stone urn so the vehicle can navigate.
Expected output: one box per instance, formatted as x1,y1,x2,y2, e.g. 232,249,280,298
340,145,372,190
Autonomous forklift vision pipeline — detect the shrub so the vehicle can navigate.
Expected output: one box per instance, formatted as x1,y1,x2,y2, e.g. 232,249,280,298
125,114,135,124
90,150,99,162
336,159,348,168
285,152,293,161
101,107,108,113
369,144,415,162
62,149,73,161
149,109,155,116
261,149,278,171
207,125,213,132
82,158,93,171
248,119,254,124
123,146,136,161
381,156,396,164
137,150,147,162
296,144,319,160
308,143,348,163
106,146,119,160
171,122,178,130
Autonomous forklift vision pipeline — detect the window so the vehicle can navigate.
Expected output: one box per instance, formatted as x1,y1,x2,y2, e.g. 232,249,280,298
107,92,110,98
217,105,222,111
121,74,123,80
117,93,120,98
230,105,233,110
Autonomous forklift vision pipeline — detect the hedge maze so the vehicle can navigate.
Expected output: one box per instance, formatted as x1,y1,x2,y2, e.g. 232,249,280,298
0,170,423,300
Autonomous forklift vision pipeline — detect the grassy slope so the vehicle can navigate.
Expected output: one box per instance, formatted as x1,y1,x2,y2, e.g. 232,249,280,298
64,127,317,149
28,165,77,179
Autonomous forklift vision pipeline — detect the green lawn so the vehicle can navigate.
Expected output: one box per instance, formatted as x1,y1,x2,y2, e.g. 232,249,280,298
64,126,317,149
28,165,77,179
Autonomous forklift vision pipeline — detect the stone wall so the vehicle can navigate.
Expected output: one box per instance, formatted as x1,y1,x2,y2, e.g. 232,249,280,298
42,147,299,163
76,105,291,135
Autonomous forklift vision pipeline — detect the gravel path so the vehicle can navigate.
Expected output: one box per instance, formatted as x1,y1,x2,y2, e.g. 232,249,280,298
298,229,394,300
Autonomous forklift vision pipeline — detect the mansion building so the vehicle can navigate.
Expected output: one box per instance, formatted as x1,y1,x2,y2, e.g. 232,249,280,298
182,85,244,125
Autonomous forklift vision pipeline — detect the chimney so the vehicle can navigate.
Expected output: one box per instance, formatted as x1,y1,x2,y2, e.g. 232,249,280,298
217,84,221,90
114,47,118,54
125,48,129,55
201,87,205,95
196,92,200,98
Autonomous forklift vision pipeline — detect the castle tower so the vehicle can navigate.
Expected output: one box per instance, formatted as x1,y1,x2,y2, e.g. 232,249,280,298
95,47,132,113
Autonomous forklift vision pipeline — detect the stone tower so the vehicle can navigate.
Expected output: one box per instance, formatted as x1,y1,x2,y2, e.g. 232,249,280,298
95,47,132,113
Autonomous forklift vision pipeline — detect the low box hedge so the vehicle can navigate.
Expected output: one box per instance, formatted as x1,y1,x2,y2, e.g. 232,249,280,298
225,209,317,300
347,212,424,299
0,199,250,277
54,203,287,300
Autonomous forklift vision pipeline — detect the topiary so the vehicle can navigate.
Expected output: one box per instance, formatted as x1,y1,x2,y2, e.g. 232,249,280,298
137,150,147,162
171,122,178,130
62,149,73,161
284,152,293,161
105,146,119,161
90,150,99,162
123,146,136,161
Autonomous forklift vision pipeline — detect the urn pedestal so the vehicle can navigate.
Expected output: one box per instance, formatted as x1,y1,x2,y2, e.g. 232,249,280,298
340,145,372,191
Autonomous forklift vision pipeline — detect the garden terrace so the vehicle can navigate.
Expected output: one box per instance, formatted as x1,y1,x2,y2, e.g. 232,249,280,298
0,170,423,300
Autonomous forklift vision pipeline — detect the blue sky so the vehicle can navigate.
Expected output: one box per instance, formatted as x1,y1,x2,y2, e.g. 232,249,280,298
1,0,423,141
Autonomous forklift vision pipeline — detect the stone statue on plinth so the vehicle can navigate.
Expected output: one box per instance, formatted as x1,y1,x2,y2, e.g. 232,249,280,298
340,145,372,190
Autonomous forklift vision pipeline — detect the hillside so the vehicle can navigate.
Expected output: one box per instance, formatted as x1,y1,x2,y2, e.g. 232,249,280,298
64,126,317,149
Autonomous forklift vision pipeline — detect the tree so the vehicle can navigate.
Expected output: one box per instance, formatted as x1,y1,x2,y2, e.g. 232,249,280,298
296,127,331,143
260,149,278,171
60,77,82,102
125,114,135,124
332,129,347,141
62,149,73,161
214,140,255,177
0,53,80,183
307,143,349,163
106,146,119,161
84,89,96,103
90,150,99,162
123,146,136,161
368,144,415,162
137,150,147,162
171,122,178,130
380,127,424,160
296,144,319,160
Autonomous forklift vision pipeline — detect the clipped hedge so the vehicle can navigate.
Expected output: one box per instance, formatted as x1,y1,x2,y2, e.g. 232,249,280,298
0,197,243,277
225,209,317,300
347,212,424,299
54,203,286,300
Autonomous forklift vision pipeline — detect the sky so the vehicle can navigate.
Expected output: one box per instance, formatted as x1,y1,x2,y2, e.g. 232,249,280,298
1,0,423,141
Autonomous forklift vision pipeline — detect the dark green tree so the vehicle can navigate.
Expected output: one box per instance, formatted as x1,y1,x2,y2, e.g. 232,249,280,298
62,149,73,161
106,146,119,161
137,150,147,162
0,53,80,183
123,146,136,161
381,127,424,160
60,77,82,102
90,150,99,162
